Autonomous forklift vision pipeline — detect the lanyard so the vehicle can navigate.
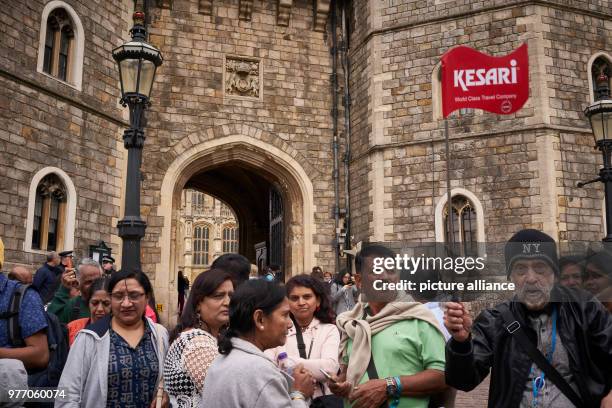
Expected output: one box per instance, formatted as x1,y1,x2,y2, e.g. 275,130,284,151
531,306,557,407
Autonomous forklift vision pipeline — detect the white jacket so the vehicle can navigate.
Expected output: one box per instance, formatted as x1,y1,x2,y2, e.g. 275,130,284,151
55,315,168,407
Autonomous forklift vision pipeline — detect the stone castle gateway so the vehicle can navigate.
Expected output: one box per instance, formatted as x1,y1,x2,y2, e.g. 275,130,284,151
1,0,611,334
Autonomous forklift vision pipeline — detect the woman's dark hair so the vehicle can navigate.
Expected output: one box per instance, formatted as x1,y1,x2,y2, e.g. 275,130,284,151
86,276,110,303
108,269,153,294
559,255,584,273
218,279,287,355
334,270,351,286
286,274,335,324
169,269,233,344
585,251,612,278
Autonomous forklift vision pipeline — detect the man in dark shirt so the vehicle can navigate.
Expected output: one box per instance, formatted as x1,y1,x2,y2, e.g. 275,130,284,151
32,251,62,304
177,270,189,314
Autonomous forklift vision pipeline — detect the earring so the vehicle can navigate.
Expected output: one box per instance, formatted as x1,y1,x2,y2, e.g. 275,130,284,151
316,306,320,312
196,312,205,330
260,325,264,330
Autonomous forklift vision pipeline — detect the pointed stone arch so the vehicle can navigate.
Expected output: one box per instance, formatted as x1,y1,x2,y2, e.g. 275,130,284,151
153,124,316,324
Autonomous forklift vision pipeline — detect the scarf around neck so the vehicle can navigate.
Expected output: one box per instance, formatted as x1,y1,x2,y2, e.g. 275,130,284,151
336,294,444,386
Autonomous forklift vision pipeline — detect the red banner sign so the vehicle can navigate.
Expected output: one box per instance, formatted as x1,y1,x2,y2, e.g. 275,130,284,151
441,44,529,117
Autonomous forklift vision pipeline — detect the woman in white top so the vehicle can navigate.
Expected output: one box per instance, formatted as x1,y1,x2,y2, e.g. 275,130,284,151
266,274,341,400
163,269,234,408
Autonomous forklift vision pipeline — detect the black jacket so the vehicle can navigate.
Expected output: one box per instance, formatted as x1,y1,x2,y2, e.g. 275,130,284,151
32,262,62,304
445,286,612,408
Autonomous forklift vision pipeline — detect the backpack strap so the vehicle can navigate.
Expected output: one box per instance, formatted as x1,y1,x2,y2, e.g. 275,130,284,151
499,304,585,408
0,284,29,347
361,309,389,408
290,314,308,359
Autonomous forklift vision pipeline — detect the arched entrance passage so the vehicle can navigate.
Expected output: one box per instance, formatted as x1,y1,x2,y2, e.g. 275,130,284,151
155,131,315,324
185,165,284,271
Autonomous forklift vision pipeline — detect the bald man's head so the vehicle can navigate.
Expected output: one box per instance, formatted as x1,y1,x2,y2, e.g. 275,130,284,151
9,266,33,285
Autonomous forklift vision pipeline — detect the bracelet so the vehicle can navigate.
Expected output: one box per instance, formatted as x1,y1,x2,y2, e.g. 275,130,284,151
290,391,306,401
394,376,402,398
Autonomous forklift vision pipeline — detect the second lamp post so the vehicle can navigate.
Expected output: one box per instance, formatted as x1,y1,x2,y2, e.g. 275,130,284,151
583,71,612,242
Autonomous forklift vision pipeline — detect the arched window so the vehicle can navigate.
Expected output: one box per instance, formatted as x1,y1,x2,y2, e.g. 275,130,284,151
193,224,210,265
222,226,238,253
435,189,485,256
591,56,612,101
444,195,478,256
191,191,204,214
37,2,84,89
31,174,67,251
42,9,74,81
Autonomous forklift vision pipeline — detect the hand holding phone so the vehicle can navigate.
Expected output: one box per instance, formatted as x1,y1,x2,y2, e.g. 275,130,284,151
319,369,337,383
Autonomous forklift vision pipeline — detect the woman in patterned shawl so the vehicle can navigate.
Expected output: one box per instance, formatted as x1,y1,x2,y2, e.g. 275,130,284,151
163,269,234,408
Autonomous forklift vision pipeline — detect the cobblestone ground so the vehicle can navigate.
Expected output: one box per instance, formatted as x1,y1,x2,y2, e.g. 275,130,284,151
455,375,491,407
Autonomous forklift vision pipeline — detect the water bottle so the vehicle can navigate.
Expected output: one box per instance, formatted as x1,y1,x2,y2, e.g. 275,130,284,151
277,352,297,377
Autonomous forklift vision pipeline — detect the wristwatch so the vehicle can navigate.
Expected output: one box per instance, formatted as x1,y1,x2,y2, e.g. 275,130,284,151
385,377,397,398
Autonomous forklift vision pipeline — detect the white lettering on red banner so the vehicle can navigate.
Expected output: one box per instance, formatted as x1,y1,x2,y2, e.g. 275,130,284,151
441,44,529,117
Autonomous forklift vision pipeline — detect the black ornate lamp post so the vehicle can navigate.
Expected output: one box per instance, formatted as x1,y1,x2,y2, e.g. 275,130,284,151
112,11,162,271
581,71,612,241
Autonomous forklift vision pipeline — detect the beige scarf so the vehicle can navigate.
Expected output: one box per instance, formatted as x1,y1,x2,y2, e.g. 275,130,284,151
336,295,444,386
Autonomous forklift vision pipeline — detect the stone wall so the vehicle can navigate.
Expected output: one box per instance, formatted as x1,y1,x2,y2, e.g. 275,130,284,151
0,0,129,269
140,1,338,278
348,0,610,246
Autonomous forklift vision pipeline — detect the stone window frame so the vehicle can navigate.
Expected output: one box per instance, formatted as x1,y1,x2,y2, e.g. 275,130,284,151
36,1,85,91
193,223,212,265
587,52,612,103
222,54,263,101
434,188,485,256
25,167,77,255
222,224,238,253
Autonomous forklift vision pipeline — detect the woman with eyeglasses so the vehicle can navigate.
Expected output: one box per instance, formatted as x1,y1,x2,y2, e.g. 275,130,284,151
56,270,169,408
66,276,111,346
163,269,233,408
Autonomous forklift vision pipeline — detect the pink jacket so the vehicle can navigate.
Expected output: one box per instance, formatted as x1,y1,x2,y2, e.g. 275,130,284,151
265,318,340,398
145,304,157,323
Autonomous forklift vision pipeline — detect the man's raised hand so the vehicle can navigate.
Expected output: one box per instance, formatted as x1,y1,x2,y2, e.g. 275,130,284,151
444,302,472,342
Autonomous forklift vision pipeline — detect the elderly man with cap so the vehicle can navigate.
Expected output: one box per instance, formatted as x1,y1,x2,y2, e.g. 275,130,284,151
101,255,116,275
58,250,74,273
444,229,612,408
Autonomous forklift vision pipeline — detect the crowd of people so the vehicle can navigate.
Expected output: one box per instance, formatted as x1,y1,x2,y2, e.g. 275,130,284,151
0,229,610,407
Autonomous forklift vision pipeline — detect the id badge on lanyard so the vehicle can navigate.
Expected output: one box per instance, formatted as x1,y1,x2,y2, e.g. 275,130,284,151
531,306,557,407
